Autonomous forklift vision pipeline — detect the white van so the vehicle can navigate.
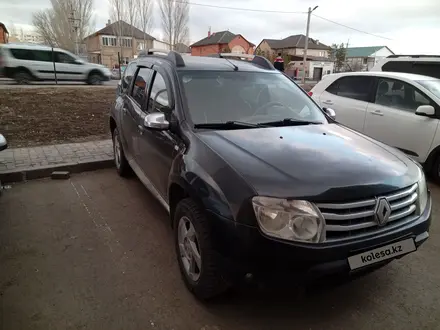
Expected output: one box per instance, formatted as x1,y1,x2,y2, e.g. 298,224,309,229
371,55,440,79
0,43,111,84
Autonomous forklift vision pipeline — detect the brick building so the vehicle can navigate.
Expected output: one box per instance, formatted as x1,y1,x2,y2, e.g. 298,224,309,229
0,22,9,44
190,30,255,56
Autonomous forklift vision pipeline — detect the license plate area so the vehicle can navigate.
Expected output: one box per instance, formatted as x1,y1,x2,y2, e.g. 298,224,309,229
348,238,416,270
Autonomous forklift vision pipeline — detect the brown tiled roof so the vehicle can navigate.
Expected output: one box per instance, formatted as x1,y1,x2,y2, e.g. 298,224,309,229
85,20,154,40
263,35,331,50
191,31,255,47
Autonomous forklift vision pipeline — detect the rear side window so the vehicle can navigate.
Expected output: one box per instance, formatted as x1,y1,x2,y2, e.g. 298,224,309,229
131,67,153,106
412,62,440,79
326,76,374,102
9,48,34,60
34,50,52,62
382,61,413,74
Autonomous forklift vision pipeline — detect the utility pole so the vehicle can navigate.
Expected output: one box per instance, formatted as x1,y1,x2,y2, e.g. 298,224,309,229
302,5,318,84
68,5,81,55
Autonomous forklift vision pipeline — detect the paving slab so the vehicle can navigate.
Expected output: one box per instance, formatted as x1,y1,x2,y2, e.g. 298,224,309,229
0,140,114,183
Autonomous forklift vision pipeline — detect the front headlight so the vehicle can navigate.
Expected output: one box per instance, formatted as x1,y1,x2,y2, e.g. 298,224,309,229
252,197,325,243
417,168,428,214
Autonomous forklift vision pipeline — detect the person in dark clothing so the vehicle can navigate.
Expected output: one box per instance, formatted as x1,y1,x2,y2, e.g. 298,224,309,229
273,53,284,72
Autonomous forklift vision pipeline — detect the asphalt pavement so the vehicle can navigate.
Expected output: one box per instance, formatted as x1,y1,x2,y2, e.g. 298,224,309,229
1,169,439,330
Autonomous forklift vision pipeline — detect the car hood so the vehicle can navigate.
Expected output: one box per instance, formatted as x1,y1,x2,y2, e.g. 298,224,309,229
196,124,420,202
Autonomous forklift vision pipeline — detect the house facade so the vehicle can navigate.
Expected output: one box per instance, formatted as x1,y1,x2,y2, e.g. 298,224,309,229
0,23,9,44
190,30,255,56
84,20,155,68
344,46,394,71
256,35,333,80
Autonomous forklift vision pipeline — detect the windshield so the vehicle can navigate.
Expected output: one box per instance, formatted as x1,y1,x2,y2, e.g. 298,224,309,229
178,71,327,125
417,80,440,99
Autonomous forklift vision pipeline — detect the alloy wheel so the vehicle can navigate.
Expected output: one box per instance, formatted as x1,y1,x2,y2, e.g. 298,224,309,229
113,132,121,169
178,216,202,282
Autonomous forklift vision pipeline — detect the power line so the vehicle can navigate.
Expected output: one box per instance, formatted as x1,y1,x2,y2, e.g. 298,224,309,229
312,14,393,40
175,0,306,14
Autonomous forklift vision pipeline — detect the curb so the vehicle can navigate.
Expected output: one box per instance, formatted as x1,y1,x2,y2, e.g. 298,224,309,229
0,158,115,184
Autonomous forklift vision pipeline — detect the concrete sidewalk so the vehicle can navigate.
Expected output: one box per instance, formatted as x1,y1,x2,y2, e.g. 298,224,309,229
0,140,114,183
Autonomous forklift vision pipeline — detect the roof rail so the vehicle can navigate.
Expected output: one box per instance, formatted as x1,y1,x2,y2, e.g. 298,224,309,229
387,54,440,59
207,53,275,71
138,48,185,67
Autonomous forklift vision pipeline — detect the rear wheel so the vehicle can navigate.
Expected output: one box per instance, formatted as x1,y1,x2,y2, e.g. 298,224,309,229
112,127,130,177
14,70,32,84
174,198,230,300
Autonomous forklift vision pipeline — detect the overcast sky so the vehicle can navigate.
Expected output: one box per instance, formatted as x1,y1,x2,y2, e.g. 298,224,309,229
1,0,439,54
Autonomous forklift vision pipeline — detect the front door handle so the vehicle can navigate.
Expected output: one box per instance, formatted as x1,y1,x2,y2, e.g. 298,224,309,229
122,107,128,114
371,110,384,116
137,124,144,135
322,100,333,105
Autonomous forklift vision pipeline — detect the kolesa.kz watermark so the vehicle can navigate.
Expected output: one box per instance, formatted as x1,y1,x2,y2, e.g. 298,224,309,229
361,244,402,263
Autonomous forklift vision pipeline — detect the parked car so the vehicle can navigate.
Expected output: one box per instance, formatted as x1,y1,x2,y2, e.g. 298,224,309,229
371,55,440,79
309,71,440,180
110,50,431,300
0,133,7,195
0,43,111,84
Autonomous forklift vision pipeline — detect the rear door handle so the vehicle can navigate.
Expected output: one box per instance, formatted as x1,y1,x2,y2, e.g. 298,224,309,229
371,110,384,116
322,100,333,105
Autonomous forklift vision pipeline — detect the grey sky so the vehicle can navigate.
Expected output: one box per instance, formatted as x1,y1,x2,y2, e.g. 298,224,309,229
1,0,440,53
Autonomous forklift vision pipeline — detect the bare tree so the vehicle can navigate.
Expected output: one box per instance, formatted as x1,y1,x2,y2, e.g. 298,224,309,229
159,0,189,50
108,0,127,64
135,0,154,51
32,0,94,53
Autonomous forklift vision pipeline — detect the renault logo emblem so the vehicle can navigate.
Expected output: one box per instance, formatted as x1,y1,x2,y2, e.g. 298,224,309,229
374,197,391,226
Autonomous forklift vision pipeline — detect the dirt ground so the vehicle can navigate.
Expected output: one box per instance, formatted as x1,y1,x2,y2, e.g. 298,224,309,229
1,169,439,330
0,88,115,148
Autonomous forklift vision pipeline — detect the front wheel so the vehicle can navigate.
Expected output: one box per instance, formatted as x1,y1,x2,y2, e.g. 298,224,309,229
174,198,230,300
87,73,103,85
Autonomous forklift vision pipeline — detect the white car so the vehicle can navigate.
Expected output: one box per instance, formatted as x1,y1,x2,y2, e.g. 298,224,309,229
309,71,440,180
0,43,111,84
371,55,440,79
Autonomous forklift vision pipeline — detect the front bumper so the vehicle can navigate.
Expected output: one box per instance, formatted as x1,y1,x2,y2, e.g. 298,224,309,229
209,193,432,280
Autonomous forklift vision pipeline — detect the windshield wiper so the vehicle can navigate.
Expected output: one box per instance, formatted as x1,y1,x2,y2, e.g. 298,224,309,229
257,118,323,127
194,121,262,129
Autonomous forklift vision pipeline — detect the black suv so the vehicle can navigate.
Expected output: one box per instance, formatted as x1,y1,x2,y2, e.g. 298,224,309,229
110,50,431,300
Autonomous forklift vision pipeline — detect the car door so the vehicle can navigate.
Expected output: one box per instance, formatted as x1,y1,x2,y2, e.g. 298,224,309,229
121,66,153,161
318,75,374,132
363,77,439,162
55,51,84,81
136,67,180,198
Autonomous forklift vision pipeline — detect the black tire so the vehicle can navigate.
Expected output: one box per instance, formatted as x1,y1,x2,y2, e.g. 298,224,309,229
431,155,440,183
174,198,230,300
14,70,32,84
112,127,131,177
87,72,103,85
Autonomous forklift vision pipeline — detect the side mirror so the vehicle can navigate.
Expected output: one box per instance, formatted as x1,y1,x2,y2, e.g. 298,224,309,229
323,107,336,120
144,112,169,130
416,105,435,117
0,134,8,151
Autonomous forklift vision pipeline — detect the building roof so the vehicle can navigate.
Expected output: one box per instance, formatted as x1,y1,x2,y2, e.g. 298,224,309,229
0,22,8,34
191,31,255,47
85,20,155,40
260,35,331,50
174,43,190,53
345,46,393,58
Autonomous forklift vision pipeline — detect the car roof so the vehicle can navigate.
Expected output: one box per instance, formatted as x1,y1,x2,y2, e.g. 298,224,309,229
135,54,275,73
327,71,438,81
1,42,66,53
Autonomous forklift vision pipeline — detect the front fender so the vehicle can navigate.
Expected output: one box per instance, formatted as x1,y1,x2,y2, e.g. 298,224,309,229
169,157,234,220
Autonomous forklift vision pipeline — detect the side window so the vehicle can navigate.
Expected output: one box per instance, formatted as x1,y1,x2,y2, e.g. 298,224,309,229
56,52,75,63
382,61,413,74
147,72,170,113
34,50,52,62
9,49,34,60
374,78,431,112
122,63,136,91
130,67,152,106
412,62,440,79
326,76,373,102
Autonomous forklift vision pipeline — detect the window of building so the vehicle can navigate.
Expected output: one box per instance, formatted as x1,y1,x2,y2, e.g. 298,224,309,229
374,78,432,112
102,36,117,46
131,67,153,106
326,76,374,102
120,38,132,48
147,72,170,113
